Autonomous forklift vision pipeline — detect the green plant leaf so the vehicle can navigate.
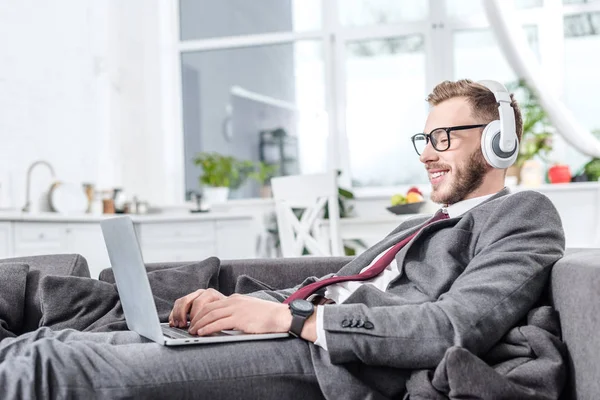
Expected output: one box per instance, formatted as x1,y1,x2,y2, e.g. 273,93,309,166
506,79,555,167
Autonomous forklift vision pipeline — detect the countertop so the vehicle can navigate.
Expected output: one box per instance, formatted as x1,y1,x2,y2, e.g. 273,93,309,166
0,210,254,223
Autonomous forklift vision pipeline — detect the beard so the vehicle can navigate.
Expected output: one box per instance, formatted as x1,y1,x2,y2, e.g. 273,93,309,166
430,148,490,205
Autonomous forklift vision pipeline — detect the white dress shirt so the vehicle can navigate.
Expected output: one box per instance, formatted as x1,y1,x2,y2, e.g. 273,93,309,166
313,193,496,350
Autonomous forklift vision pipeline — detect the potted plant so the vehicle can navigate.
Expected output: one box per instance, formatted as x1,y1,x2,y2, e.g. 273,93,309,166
505,79,554,183
573,129,600,182
249,162,279,198
193,152,255,205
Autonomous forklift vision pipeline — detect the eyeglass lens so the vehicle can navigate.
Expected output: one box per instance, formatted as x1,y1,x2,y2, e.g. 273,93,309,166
413,129,450,155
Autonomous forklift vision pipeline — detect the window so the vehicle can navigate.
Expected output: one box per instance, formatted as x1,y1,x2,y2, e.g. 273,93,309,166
454,30,517,82
338,0,428,26
345,36,428,187
562,11,600,168
174,0,600,200
516,0,544,8
179,0,321,40
180,41,326,199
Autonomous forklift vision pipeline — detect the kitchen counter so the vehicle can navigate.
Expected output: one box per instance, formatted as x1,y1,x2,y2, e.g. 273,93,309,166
0,210,253,223
0,210,258,279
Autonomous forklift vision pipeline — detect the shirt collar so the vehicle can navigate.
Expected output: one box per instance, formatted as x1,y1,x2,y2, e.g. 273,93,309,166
443,192,497,218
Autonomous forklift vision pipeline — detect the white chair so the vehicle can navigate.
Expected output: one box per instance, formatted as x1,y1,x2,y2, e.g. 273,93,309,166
270,171,344,257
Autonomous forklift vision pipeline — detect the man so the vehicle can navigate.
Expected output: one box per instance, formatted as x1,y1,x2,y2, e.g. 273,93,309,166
0,79,564,399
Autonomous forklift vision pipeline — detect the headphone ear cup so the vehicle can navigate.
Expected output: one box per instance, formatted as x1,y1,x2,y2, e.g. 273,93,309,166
480,120,518,169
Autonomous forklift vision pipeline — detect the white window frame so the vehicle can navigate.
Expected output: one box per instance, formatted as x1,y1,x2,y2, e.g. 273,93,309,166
165,0,600,203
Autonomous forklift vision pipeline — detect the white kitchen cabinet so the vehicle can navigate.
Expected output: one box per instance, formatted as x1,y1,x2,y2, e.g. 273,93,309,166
13,222,69,257
65,223,111,279
137,221,217,263
11,222,109,278
4,213,257,278
0,222,12,259
215,219,256,260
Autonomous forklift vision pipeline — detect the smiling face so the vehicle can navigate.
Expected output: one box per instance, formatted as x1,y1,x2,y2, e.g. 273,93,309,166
420,96,505,205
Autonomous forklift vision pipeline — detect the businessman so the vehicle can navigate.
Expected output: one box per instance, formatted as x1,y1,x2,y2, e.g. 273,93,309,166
0,79,564,399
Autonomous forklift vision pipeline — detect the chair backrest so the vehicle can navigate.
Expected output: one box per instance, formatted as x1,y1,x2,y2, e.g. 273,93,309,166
271,171,344,257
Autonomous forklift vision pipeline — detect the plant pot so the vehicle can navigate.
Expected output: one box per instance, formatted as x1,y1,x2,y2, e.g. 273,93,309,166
506,165,522,185
202,186,229,208
259,185,272,198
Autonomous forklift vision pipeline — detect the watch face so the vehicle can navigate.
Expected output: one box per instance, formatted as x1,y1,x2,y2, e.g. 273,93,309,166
291,299,313,313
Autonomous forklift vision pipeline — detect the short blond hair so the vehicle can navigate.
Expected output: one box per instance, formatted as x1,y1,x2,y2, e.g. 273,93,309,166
426,79,523,142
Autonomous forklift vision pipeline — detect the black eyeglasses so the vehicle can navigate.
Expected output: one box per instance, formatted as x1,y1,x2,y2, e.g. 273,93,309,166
410,124,487,155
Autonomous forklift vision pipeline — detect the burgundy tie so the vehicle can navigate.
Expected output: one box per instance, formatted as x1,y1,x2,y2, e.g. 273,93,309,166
283,209,449,304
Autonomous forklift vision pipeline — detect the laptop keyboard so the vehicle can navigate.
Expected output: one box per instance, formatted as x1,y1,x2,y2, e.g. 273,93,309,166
161,325,229,339
162,325,196,339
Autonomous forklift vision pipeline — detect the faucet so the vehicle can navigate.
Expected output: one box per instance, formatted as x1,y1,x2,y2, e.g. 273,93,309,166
22,160,56,213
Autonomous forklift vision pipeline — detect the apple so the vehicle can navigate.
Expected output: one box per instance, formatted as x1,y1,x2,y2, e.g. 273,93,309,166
406,192,424,204
407,186,422,196
548,164,571,184
391,194,406,206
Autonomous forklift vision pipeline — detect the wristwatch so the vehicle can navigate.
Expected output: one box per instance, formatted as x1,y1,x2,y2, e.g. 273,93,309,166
288,299,315,338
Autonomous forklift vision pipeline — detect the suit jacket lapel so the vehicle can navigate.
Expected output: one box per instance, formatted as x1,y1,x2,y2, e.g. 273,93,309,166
389,217,459,287
388,188,512,287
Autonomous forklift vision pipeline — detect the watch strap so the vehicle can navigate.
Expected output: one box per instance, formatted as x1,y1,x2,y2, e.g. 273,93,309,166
289,314,307,337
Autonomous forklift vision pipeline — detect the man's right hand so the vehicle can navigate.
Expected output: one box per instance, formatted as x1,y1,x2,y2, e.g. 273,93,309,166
168,288,227,328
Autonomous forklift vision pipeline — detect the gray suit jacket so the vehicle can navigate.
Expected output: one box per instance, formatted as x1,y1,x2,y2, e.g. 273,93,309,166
252,188,565,399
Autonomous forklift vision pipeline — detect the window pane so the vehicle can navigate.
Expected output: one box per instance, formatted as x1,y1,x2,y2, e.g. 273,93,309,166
563,0,600,4
562,12,600,170
516,0,544,8
564,11,600,37
449,0,544,17
523,24,541,58
454,29,517,82
181,42,327,199
447,0,485,19
179,0,321,40
345,35,428,187
338,0,428,25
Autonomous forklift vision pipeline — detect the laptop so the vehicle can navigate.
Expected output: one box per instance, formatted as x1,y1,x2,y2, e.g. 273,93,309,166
100,216,289,346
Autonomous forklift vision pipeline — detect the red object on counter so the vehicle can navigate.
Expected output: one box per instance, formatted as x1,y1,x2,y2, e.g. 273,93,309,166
407,186,422,196
547,164,572,184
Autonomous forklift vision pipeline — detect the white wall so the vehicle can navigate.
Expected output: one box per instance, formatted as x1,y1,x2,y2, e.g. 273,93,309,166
110,0,178,206
0,0,100,210
0,0,179,211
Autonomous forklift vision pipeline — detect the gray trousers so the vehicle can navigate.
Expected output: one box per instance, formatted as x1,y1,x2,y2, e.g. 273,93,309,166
0,328,323,400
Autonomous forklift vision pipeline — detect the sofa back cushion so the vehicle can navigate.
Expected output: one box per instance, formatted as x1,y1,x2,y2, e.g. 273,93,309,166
0,254,90,332
218,257,351,295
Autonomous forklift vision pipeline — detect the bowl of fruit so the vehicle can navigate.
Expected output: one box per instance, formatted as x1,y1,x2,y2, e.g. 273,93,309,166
387,187,426,215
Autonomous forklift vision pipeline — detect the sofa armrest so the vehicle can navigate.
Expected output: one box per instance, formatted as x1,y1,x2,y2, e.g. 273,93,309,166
98,256,353,296
0,254,90,332
550,248,600,400
2,254,90,278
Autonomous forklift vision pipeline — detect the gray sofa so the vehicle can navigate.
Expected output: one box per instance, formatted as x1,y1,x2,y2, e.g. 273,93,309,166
2,249,599,399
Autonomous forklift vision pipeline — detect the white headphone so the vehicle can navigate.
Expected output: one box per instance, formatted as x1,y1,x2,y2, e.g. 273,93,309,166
478,80,519,169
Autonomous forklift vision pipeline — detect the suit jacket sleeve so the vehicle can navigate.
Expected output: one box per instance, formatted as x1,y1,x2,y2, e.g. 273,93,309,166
321,191,565,369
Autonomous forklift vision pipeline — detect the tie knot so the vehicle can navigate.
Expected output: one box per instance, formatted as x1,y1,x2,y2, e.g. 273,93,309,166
430,209,449,223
